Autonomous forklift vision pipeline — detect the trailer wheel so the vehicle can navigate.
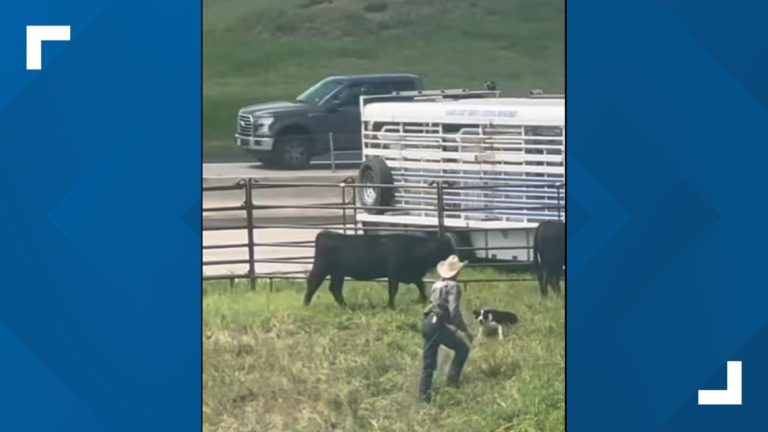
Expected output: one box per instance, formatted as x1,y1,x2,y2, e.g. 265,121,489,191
358,156,394,214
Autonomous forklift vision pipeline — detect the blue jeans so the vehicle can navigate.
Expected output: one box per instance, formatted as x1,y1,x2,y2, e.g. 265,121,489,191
418,313,470,403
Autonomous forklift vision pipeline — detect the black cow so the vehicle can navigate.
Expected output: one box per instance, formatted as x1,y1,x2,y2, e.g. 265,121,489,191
532,221,565,297
304,231,455,308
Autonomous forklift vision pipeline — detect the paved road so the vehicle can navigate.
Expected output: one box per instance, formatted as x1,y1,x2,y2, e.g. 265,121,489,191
203,163,358,180
204,148,362,164
203,165,358,279
203,150,361,178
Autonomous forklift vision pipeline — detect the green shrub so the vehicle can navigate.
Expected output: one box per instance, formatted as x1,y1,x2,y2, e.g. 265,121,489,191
363,1,388,14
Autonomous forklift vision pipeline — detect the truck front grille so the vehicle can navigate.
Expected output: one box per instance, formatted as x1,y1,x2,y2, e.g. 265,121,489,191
238,114,254,136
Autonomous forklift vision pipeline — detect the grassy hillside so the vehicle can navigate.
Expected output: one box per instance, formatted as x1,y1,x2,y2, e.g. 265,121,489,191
203,271,564,431
203,0,564,160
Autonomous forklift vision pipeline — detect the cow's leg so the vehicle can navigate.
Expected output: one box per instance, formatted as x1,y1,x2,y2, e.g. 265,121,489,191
552,273,562,296
329,274,347,307
415,279,428,303
538,270,549,297
387,278,399,309
498,325,504,341
304,267,328,306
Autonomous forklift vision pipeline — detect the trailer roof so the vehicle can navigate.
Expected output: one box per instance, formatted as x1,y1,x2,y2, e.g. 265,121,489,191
363,97,564,126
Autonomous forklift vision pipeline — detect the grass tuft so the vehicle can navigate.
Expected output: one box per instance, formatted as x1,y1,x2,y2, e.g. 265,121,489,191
363,1,388,14
300,0,333,9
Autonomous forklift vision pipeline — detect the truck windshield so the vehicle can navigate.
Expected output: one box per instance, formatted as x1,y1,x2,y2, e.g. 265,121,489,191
296,79,343,104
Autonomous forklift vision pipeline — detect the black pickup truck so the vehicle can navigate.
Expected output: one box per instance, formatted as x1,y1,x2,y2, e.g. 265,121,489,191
235,73,425,168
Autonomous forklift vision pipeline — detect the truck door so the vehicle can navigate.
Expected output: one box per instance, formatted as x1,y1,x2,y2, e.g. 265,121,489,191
326,80,419,151
324,83,367,151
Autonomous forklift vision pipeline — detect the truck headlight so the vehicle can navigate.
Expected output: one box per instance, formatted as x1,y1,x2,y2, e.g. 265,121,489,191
253,116,274,131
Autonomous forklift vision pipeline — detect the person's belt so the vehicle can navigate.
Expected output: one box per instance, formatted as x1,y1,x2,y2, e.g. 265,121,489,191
425,311,445,324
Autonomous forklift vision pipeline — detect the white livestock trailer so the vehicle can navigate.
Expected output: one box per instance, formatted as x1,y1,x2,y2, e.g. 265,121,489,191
354,90,565,263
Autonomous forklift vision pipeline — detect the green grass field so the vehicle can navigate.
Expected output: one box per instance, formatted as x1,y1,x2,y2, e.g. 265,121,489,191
203,270,564,431
203,0,564,160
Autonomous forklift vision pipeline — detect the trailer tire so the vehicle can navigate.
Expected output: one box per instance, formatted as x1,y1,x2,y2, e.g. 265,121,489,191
358,156,394,214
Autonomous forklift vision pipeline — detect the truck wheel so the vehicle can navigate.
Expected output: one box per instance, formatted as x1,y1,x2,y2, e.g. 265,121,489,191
358,156,394,214
275,135,312,169
255,154,278,166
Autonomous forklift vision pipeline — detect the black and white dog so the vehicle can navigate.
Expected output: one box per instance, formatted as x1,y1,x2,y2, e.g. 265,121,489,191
472,308,519,340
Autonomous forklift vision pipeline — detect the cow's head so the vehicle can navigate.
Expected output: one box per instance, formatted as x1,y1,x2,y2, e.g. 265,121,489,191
431,234,457,262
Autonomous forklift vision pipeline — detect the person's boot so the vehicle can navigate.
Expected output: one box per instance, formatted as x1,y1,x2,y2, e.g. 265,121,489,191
446,375,461,388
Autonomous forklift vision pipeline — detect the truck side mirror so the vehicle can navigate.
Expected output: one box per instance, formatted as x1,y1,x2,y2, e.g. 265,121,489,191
326,98,342,112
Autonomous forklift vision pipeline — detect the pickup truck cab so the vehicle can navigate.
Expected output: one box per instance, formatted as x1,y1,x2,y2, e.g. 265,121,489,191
235,73,425,168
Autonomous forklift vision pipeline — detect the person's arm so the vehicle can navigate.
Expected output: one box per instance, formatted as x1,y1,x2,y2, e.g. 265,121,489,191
447,282,470,336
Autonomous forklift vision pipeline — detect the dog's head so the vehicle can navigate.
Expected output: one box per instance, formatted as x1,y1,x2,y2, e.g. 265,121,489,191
472,308,491,325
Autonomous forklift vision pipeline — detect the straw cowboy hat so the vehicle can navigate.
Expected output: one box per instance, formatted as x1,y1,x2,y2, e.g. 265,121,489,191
437,255,467,279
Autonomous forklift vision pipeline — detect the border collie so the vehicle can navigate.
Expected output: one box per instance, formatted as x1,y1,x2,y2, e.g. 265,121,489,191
472,308,519,340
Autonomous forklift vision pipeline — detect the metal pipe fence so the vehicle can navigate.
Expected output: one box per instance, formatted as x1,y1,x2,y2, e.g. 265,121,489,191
203,177,564,288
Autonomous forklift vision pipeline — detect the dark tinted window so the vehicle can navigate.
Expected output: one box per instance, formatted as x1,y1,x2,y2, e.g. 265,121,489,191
334,80,418,107
334,84,366,107
362,83,391,95
390,80,418,92
296,79,344,104
364,80,417,94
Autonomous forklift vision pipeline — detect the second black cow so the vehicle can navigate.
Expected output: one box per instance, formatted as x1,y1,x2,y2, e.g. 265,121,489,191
305,231,455,308
533,220,565,297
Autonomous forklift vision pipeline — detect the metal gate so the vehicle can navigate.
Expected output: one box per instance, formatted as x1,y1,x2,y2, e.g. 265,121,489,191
202,178,564,288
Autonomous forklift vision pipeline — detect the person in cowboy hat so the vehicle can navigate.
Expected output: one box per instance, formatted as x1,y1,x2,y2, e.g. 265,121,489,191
419,254,473,403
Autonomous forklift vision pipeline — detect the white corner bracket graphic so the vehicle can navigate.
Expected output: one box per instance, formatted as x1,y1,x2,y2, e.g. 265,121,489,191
26,25,71,70
698,361,742,406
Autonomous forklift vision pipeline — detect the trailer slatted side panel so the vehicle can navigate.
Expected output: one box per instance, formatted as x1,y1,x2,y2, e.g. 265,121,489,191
362,120,564,224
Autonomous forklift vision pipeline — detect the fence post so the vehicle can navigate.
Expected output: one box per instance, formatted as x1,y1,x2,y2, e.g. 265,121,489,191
244,178,256,290
329,132,336,173
352,184,359,235
341,182,348,234
436,181,445,236
557,183,562,221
